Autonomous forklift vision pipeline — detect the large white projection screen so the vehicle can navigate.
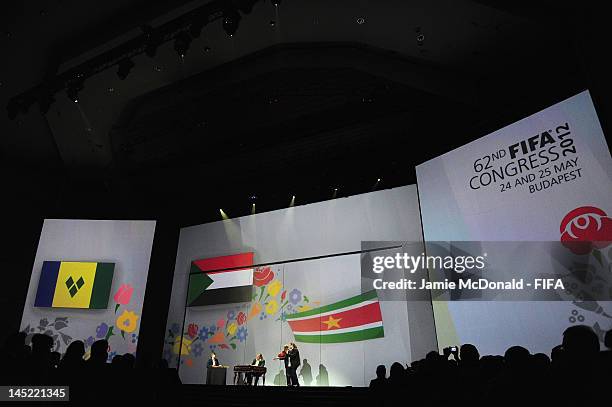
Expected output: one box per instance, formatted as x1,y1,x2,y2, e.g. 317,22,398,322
20,219,156,359
416,90,612,355
164,186,438,385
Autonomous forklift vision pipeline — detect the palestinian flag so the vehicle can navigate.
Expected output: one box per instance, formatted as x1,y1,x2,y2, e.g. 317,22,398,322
188,253,254,306
285,290,384,343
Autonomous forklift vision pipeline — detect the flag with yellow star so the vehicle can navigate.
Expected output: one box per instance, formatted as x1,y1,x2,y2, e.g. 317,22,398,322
285,290,384,343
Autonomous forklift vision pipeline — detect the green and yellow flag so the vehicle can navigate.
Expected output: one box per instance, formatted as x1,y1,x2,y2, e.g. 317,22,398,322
34,261,115,309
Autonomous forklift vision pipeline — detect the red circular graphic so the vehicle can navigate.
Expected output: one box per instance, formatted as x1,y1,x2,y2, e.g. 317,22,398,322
560,206,612,254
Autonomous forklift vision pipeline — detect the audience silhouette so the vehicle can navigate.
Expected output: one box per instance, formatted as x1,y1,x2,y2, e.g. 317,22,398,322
368,325,611,404
1,324,610,404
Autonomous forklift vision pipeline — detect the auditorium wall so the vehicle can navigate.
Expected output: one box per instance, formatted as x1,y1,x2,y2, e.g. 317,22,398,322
20,219,156,358
416,90,612,355
163,186,437,385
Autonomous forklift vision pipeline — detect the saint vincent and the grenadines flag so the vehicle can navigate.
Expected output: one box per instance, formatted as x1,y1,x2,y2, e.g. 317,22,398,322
286,290,384,343
34,261,115,309
188,253,254,306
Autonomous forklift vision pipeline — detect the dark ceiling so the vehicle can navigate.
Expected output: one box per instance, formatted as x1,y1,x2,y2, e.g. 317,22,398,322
0,0,609,227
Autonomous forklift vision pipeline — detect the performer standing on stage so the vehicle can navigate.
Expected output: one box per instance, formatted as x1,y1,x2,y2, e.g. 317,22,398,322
274,345,291,386
287,343,301,387
207,351,221,367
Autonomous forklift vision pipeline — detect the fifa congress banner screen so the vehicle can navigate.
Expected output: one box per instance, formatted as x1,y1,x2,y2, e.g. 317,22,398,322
416,90,612,355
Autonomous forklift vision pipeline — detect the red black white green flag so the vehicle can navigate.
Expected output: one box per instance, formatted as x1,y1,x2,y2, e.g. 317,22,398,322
285,290,384,343
188,253,254,306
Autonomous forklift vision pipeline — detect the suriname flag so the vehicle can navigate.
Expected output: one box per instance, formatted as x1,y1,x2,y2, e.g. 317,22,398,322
285,290,384,343
34,261,115,309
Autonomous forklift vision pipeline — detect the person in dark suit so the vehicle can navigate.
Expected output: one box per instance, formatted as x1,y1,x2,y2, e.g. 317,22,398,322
287,343,301,387
247,353,265,385
207,351,220,368
274,345,291,386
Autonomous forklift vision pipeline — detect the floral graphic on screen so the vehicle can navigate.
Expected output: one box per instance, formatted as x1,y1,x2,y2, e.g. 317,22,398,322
163,265,320,367
23,281,141,360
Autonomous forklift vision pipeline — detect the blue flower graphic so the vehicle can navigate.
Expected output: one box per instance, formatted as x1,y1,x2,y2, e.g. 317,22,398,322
236,327,248,342
170,323,180,335
85,336,95,347
198,326,210,339
227,310,236,321
193,341,204,357
95,323,109,339
288,289,302,305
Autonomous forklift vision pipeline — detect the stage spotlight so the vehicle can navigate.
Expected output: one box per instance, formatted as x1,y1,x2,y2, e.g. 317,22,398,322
117,58,135,80
289,195,295,207
332,188,338,199
416,33,425,46
251,203,256,215
142,25,162,58
222,9,241,36
372,178,381,190
65,79,83,103
220,209,229,220
66,88,78,103
174,31,193,58
272,0,282,6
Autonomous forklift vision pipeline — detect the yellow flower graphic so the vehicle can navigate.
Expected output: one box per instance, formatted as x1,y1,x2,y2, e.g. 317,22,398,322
267,280,282,297
297,305,312,312
266,299,279,315
172,335,192,355
227,322,238,336
116,310,139,333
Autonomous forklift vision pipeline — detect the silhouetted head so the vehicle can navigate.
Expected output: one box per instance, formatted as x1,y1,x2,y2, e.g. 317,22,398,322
376,364,386,379
122,353,136,369
63,340,85,362
550,345,565,365
504,346,530,371
531,352,550,371
389,362,404,379
562,325,600,362
111,354,123,365
89,339,109,364
31,334,54,356
604,329,612,350
460,343,480,365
